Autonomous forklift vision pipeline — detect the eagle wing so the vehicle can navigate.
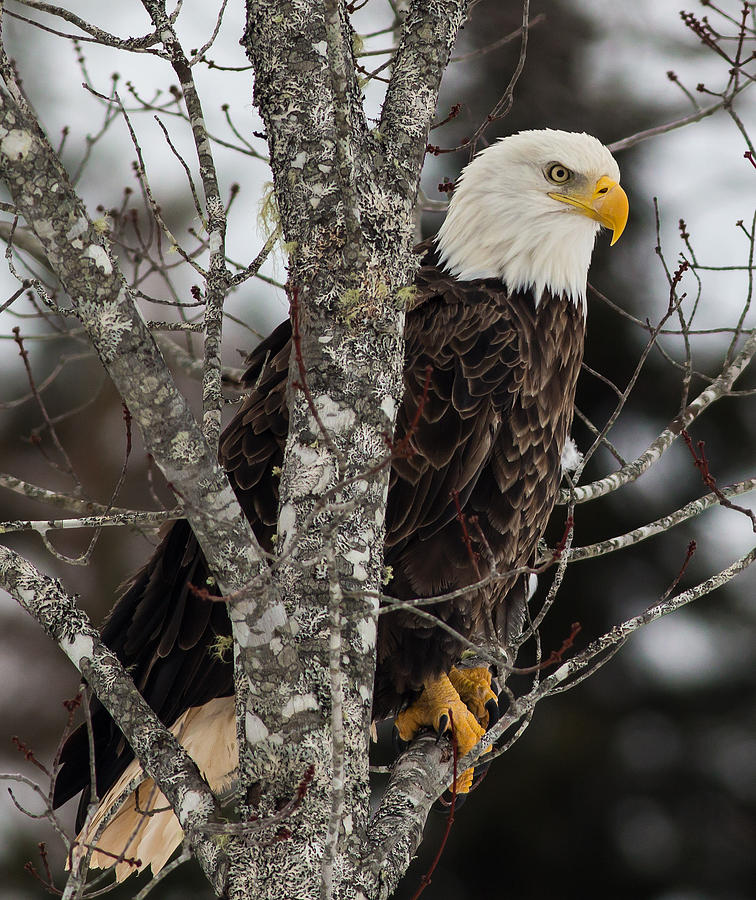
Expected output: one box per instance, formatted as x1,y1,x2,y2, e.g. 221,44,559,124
54,255,582,820
52,323,291,821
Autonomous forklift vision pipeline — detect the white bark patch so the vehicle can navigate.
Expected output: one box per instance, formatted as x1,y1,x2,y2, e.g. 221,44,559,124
345,546,370,582
66,217,88,243
314,394,355,431
230,598,287,648
62,633,95,667
179,790,205,820
288,444,334,497
245,712,270,744
356,615,376,651
229,612,251,646
34,219,55,241
83,244,112,274
553,662,571,683
380,395,396,420
278,501,296,555
281,693,319,718
209,231,222,253
0,129,33,160
312,40,327,55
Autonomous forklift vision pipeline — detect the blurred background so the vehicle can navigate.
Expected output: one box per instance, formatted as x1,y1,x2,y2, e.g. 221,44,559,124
0,1,754,898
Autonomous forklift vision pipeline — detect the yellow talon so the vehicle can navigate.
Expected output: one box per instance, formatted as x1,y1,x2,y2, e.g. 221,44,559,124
394,670,493,793
448,665,498,727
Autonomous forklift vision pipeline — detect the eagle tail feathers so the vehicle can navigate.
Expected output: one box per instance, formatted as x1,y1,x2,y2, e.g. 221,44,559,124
70,696,237,882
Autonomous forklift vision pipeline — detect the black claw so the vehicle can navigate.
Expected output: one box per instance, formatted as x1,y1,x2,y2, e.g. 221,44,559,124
392,725,409,755
436,713,449,738
485,697,500,729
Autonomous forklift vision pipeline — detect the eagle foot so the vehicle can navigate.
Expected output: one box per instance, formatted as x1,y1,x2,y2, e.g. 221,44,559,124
448,665,499,729
393,669,493,794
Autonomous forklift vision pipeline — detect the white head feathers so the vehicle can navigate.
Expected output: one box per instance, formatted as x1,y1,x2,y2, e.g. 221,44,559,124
435,130,623,306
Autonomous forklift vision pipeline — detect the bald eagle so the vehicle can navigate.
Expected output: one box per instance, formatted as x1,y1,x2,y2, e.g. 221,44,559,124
53,130,628,880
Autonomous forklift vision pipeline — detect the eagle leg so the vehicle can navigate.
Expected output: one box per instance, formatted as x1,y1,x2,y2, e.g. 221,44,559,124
393,669,493,793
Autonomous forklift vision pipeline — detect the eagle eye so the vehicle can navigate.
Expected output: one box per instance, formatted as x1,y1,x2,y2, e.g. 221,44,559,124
546,163,571,184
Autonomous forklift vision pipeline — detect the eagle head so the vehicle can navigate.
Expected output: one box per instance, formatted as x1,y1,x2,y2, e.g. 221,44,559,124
435,129,629,306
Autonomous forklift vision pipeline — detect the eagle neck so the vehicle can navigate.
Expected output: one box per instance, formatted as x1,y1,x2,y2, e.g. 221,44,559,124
435,189,599,311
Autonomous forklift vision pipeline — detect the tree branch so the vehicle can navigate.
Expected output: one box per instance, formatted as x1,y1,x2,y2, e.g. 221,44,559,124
559,328,756,504
378,0,469,201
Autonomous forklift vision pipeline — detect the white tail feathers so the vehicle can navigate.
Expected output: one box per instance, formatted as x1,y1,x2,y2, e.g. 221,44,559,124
71,695,237,882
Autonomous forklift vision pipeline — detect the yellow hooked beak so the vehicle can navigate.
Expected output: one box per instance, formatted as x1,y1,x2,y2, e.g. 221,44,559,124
549,175,629,245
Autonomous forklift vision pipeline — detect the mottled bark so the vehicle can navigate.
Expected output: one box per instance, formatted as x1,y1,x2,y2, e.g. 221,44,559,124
230,1,468,897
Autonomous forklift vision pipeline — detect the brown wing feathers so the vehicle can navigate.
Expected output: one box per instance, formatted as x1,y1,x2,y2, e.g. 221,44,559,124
54,252,584,819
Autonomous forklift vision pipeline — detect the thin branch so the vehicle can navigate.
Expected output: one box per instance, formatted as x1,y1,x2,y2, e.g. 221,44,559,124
559,328,756,504
568,478,756,562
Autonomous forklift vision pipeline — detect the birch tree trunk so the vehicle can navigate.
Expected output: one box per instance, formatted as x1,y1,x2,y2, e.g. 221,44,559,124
226,3,468,896
0,1,469,896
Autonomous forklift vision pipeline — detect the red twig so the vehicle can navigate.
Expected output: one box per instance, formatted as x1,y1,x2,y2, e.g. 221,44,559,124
61,695,82,714
681,429,756,532
468,515,495,569
12,326,78,480
430,103,462,131
388,365,433,459
296,763,316,800
409,711,458,900
37,842,54,889
187,580,250,605
660,540,697,603
515,622,582,674
70,840,142,871
12,736,51,778
551,515,575,561
49,694,82,809
667,259,689,313
23,849,61,897
451,489,481,579
745,150,756,171
133,782,172,817
200,763,315,836
122,402,132,457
